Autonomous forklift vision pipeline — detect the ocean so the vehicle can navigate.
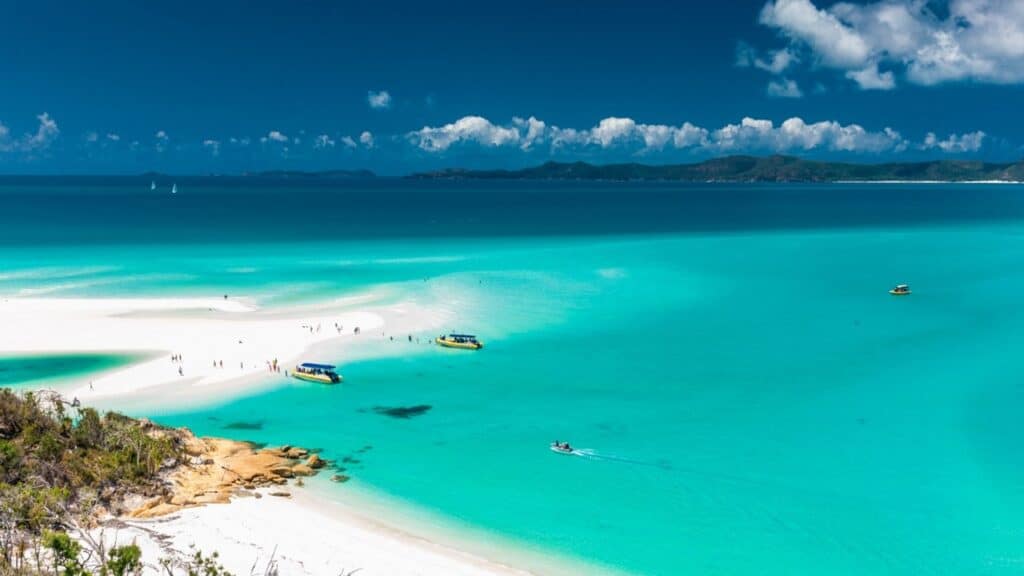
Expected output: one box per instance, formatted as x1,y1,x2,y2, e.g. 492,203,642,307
3,179,1024,575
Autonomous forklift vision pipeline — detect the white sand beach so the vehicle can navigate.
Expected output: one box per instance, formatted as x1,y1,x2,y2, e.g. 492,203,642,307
0,293,549,576
98,487,532,576
0,294,447,407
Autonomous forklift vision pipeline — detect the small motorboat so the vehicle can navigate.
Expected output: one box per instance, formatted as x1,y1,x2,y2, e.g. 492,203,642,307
292,362,342,384
550,441,574,455
436,334,484,350
889,284,911,296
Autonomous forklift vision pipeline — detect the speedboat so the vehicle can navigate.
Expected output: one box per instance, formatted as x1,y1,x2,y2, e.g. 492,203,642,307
292,362,342,384
550,442,574,455
436,334,484,350
889,284,911,296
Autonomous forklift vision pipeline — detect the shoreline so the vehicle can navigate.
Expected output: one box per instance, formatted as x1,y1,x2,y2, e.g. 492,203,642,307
0,291,598,575
0,292,448,411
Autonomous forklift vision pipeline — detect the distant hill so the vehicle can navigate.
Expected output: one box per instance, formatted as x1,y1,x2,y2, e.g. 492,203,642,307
251,169,376,179
408,156,1024,183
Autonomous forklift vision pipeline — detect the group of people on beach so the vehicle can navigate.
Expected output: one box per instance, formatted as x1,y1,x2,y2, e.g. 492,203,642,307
171,354,184,376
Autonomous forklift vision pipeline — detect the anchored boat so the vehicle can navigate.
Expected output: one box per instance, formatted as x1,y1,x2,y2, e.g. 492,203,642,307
889,284,911,296
292,362,342,384
436,334,484,350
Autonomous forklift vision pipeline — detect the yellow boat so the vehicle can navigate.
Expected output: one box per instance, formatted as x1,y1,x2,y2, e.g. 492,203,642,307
889,284,911,296
436,334,484,350
292,362,342,384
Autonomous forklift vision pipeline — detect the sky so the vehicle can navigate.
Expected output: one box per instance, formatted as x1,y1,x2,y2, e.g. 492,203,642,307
1,0,1023,175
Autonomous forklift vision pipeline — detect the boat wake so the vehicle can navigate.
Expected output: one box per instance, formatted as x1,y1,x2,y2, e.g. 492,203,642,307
566,448,672,470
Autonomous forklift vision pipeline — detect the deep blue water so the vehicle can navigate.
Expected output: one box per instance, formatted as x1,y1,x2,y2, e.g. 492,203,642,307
4,179,1024,245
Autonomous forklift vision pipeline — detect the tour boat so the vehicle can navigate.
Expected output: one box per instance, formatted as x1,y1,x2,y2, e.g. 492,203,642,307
889,284,911,296
435,334,484,350
292,362,342,384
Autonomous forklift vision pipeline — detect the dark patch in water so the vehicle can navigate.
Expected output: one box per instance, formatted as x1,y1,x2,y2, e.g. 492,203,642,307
223,420,264,430
355,445,373,453
342,456,361,464
370,405,432,419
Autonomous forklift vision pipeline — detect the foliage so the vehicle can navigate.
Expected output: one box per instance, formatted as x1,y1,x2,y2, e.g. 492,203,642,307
0,388,184,574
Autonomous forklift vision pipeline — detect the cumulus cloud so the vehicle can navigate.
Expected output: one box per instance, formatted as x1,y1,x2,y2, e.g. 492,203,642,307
314,134,336,148
340,135,357,149
766,78,804,98
359,131,374,148
0,113,60,153
264,130,288,143
750,0,1024,89
409,116,519,151
406,114,931,155
106,133,121,142
155,130,168,140
921,131,986,152
368,90,392,109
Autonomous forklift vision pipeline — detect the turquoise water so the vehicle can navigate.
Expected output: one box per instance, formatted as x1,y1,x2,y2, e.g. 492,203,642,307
0,353,138,388
5,182,1024,574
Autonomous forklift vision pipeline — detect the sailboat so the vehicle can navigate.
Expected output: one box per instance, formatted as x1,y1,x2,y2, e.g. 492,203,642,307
171,183,177,194
150,180,156,191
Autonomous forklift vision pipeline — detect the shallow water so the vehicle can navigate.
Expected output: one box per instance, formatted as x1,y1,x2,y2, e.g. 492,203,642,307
0,353,138,388
5,181,1024,574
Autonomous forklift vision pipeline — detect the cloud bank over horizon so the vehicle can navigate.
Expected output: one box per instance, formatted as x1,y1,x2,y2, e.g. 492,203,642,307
0,109,993,171
406,114,985,156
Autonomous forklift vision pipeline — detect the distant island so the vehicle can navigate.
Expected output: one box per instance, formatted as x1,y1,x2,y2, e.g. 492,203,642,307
408,155,1024,183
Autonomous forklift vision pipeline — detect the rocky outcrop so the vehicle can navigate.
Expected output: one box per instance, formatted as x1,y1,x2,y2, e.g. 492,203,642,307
129,435,327,519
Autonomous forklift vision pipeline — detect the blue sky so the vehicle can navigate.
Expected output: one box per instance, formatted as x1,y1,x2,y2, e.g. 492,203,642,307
1,0,1023,174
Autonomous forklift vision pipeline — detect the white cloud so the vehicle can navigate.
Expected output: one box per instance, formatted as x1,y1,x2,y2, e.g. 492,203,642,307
202,139,221,156
26,113,59,150
359,131,374,148
752,0,1024,89
921,131,986,152
106,133,121,142
340,135,357,149
265,130,288,143
314,134,336,148
0,113,60,153
409,116,519,151
368,90,392,109
154,129,169,152
766,78,804,98
513,116,546,150
845,65,895,90
407,114,926,155
737,42,798,73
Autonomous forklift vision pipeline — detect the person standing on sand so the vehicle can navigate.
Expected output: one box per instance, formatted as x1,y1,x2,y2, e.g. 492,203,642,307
178,366,183,376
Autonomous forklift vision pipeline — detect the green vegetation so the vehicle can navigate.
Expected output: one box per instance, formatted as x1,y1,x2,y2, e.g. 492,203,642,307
409,155,1024,182
0,388,238,575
